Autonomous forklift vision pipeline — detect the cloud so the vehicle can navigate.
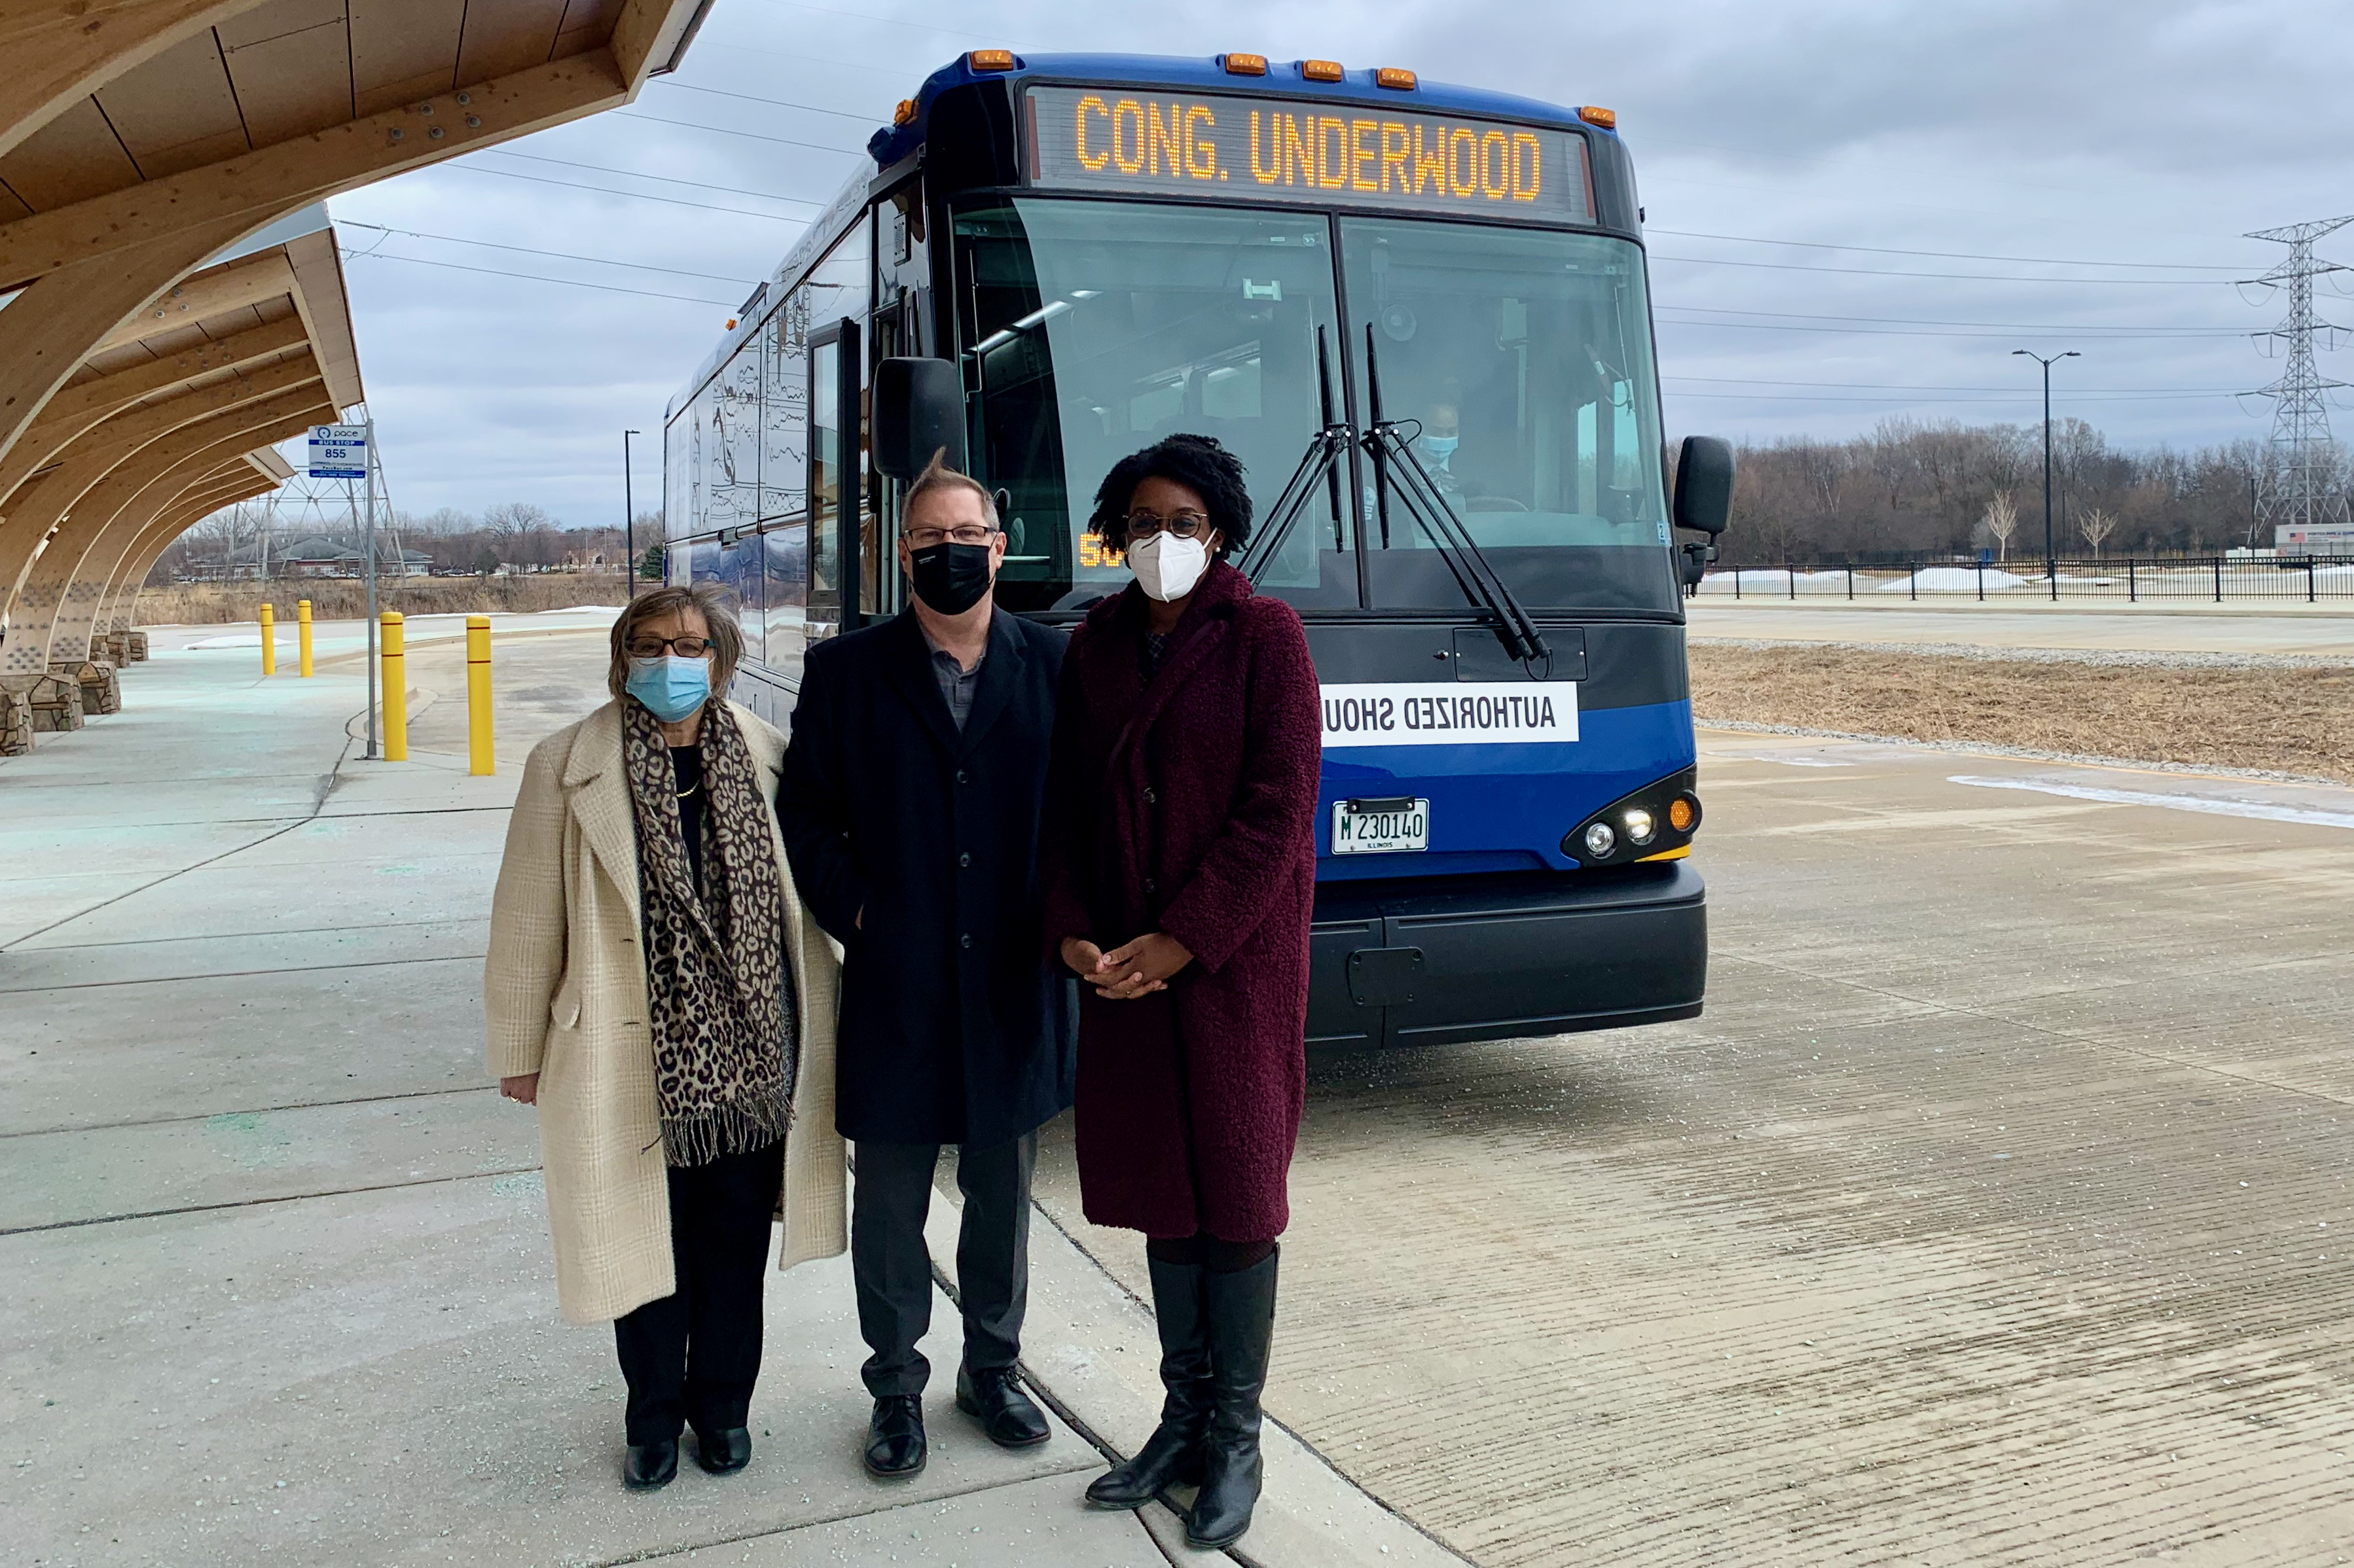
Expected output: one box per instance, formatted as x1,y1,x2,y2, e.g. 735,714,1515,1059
312,0,2353,526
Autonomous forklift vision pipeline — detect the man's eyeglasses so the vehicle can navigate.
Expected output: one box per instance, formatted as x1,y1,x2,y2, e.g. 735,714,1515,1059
903,525,998,549
1124,511,1211,540
626,636,712,659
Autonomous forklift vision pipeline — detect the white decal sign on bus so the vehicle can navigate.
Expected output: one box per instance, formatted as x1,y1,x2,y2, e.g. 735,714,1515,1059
1318,682,1577,747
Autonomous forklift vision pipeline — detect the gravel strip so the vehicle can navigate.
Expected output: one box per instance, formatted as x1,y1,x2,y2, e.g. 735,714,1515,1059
1693,717,2350,788
1690,635,2353,673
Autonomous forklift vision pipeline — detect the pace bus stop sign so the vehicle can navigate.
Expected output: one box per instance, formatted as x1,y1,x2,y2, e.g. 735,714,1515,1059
308,423,366,480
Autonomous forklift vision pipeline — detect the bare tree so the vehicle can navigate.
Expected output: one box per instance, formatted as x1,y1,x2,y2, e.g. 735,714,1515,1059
2078,506,2118,558
1983,491,2019,563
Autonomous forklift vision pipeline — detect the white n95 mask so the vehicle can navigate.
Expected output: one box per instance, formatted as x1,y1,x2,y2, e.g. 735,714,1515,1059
1128,531,1208,602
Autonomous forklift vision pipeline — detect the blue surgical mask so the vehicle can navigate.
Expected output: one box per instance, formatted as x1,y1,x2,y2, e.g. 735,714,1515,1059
626,655,710,723
1421,434,1459,465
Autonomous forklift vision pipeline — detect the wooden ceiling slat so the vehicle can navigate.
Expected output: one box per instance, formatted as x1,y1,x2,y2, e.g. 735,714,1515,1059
213,0,350,50
350,0,466,118
0,99,143,211
0,185,31,224
220,0,354,145
92,32,251,178
555,0,626,59
458,0,573,84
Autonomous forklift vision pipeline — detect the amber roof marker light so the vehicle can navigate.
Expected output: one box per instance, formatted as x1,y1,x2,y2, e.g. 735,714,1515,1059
1222,52,1269,76
1299,58,1345,82
968,49,1017,71
892,98,917,126
1375,67,1417,90
1578,105,1618,130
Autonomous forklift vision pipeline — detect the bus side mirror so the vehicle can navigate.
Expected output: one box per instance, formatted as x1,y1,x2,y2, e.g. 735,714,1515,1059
1672,435,1735,537
873,357,967,480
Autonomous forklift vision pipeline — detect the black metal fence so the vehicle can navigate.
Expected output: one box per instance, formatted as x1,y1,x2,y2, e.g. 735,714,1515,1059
1697,556,2354,604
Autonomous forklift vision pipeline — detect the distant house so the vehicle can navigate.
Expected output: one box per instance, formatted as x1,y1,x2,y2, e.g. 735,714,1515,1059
212,534,431,579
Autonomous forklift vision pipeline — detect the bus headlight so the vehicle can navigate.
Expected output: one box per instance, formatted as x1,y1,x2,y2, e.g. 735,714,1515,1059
1622,807,1656,846
1583,821,1616,858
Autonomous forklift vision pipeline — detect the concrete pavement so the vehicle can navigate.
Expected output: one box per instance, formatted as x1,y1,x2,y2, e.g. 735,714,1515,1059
1025,728,2354,1565
0,628,1451,1568
1690,599,2354,660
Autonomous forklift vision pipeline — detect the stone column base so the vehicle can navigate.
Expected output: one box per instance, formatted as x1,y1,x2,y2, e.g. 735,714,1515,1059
0,688,31,755
29,673,83,732
51,660,120,717
126,630,150,662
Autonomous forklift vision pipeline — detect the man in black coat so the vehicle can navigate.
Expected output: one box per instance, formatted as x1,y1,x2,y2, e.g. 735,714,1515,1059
778,452,1074,1480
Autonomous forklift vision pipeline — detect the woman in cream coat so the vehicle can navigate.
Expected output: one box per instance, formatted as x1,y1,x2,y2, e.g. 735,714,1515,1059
486,583,845,1491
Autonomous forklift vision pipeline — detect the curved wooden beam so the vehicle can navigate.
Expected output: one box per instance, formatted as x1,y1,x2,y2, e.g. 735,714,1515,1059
0,315,308,506
0,1,272,163
0,350,320,592
100,456,281,632
3,391,324,679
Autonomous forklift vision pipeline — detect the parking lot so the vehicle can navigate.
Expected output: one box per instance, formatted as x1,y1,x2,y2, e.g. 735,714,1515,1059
1037,727,2354,1564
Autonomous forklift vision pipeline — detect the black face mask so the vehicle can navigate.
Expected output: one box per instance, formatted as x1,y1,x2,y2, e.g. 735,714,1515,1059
908,540,993,616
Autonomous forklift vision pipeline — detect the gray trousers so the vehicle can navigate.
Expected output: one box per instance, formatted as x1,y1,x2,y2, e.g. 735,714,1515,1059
850,1130,1037,1399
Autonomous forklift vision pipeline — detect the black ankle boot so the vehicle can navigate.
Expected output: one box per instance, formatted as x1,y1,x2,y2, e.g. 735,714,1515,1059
1085,1256,1211,1509
1186,1247,1278,1548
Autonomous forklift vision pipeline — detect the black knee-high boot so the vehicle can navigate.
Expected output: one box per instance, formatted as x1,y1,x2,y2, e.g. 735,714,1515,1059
1186,1247,1278,1548
1085,1256,1211,1508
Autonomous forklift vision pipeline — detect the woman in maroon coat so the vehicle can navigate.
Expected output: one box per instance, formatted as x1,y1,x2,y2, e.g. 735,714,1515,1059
1041,434,1321,1550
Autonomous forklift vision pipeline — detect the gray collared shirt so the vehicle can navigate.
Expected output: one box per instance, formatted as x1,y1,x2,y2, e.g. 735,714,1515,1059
918,615,989,732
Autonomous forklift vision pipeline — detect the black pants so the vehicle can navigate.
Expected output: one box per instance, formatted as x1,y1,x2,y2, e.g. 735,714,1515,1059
612,1140,783,1445
850,1131,1036,1398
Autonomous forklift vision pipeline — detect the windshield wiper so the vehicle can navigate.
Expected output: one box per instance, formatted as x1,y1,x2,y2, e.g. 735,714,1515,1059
1238,326,1352,583
1361,325,1549,665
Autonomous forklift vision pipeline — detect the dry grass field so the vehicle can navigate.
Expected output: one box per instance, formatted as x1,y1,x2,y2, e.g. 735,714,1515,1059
1690,641,2354,784
132,574,632,624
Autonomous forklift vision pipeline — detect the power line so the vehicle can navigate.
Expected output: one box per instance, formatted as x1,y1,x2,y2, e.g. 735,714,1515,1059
748,0,1000,43
1666,387,2241,404
339,249,735,306
1665,373,2242,394
1654,315,2251,342
652,79,890,122
481,150,829,209
1650,252,2223,285
1646,228,2241,272
611,110,862,155
433,162,814,223
1657,302,2248,334
339,221,757,285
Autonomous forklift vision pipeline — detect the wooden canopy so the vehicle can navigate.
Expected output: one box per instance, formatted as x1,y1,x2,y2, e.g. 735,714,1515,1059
0,0,711,722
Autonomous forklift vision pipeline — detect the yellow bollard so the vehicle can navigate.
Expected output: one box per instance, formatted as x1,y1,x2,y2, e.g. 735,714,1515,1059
380,610,407,761
258,602,276,675
465,614,494,775
297,599,314,677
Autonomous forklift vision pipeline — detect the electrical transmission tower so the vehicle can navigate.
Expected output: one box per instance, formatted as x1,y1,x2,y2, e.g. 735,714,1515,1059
2245,215,2354,542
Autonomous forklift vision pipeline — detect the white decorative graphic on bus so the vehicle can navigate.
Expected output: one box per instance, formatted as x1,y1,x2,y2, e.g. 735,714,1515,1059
1317,682,1578,747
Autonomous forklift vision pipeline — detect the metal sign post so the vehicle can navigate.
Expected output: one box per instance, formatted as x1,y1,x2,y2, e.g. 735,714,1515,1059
308,423,373,757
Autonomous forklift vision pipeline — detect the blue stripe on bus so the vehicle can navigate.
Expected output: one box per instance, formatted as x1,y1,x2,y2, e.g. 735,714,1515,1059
1316,698,1694,878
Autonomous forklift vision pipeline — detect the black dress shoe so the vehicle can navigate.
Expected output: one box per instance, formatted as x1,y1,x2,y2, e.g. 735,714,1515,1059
622,1438,678,1491
693,1426,751,1475
956,1364,1051,1449
864,1393,927,1478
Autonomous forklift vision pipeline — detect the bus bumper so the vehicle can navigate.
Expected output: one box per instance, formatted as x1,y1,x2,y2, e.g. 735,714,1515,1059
1306,863,1707,1049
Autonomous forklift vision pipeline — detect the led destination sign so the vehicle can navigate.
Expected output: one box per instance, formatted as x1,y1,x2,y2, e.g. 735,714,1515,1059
1027,85,1591,222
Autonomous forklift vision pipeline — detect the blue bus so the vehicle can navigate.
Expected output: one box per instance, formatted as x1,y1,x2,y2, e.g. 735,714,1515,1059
662,50,1735,1050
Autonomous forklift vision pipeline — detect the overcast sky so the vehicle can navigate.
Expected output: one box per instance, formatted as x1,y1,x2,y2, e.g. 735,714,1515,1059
312,0,2354,527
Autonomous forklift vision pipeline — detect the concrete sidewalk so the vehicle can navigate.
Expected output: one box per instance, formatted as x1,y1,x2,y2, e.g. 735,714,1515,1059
0,632,1453,1568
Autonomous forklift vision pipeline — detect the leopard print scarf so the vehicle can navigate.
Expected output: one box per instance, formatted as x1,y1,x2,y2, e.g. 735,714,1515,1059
623,698,797,1167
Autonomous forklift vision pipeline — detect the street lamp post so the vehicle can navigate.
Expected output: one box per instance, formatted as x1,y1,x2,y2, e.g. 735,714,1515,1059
2012,349,2079,580
623,429,642,598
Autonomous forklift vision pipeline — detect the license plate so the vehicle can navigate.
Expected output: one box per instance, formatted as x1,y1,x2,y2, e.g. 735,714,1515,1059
1331,796,1429,855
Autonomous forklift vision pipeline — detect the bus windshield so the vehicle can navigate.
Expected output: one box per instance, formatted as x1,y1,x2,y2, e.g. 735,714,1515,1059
953,196,1678,615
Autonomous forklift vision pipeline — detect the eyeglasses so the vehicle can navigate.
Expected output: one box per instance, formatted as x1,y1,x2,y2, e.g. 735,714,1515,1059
1124,510,1211,540
903,525,998,548
626,635,712,659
